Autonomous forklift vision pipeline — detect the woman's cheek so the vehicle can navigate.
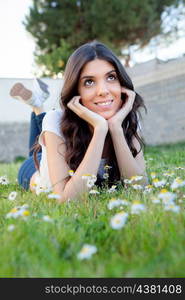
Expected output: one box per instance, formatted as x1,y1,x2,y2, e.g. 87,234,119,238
80,97,88,106
80,92,93,107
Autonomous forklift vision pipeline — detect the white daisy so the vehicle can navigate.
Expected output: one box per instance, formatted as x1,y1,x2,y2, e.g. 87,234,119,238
42,215,53,222
132,184,143,190
107,185,117,193
89,190,100,195
130,175,143,182
21,204,29,209
150,172,156,179
68,170,74,176
82,174,94,180
103,173,109,179
158,189,176,204
174,167,185,170
171,177,185,190
104,165,112,170
47,193,61,199
77,244,97,260
124,179,132,184
108,198,129,210
35,185,51,195
0,176,9,185
91,175,97,181
163,172,174,177
152,179,166,188
164,204,180,213
82,174,97,188
6,205,30,219
152,198,161,204
87,178,95,188
8,191,17,201
144,185,153,193
131,201,146,214
7,224,15,232
110,211,128,230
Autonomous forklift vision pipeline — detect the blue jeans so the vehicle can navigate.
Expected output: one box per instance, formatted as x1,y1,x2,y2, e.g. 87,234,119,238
18,112,46,190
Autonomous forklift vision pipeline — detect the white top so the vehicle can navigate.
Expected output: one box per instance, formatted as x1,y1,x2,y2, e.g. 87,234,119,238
34,109,107,194
34,109,64,194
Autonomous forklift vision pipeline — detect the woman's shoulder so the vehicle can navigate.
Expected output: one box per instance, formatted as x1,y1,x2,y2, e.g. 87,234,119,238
42,109,63,127
43,109,63,122
41,109,64,140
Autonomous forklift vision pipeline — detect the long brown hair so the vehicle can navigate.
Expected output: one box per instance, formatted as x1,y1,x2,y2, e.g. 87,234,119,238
59,41,146,185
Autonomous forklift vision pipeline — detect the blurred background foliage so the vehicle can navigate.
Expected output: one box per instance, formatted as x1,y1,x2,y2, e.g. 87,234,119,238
24,0,184,76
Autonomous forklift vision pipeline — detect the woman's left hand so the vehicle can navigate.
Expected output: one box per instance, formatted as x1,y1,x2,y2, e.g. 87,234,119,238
108,87,136,129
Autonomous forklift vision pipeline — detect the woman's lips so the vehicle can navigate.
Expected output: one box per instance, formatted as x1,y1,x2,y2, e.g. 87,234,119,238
95,99,113,108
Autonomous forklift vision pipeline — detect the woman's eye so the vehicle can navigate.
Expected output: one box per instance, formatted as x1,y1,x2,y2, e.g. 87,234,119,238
84,79,94,86
107,74,117,81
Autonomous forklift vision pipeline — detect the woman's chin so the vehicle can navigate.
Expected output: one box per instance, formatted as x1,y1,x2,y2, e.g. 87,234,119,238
99,111,114,120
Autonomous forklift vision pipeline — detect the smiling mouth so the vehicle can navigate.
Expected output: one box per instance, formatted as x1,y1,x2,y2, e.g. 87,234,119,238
95,100,113,106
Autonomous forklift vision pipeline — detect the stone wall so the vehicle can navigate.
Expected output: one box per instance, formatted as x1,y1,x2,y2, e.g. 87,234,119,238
135,74,185,145
0,122,29,162
127,57,185,145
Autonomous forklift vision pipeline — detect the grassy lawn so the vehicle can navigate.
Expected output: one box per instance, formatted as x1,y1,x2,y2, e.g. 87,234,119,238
0,142,185,278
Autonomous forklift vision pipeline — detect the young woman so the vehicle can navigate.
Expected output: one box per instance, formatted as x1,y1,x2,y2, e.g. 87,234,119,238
11,41,147,202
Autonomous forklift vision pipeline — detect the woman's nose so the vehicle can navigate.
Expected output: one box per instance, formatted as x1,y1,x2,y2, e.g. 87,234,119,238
97,82,109,97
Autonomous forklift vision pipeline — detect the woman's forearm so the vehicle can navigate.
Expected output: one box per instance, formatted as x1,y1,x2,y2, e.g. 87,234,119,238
59,127,108,201
109,125,146,181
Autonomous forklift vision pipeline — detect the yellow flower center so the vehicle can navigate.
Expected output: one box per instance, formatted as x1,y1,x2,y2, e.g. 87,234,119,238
22,210,30,216
115,219,121,224
153,179,159,182
133,200,140,204
81,247,89,254
10,208,18,213
160,189,168,193
176,178,182,183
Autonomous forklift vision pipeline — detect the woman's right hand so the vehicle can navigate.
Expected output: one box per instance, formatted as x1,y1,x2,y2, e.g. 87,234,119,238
67,96,108,131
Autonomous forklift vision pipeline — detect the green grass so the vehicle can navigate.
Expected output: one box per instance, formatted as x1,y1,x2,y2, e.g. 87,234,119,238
0,142,185,278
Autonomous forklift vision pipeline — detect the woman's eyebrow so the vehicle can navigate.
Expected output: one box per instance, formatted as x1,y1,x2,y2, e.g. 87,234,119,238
80,69,116,80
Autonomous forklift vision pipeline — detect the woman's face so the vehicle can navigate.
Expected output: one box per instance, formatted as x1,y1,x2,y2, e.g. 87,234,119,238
78,59,123,120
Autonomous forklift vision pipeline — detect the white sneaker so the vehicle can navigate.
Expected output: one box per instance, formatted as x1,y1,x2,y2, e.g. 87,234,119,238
33,78,50,102
10,79,50,107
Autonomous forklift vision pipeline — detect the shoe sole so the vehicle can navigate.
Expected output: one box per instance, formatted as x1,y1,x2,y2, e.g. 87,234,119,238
10,83,32,101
